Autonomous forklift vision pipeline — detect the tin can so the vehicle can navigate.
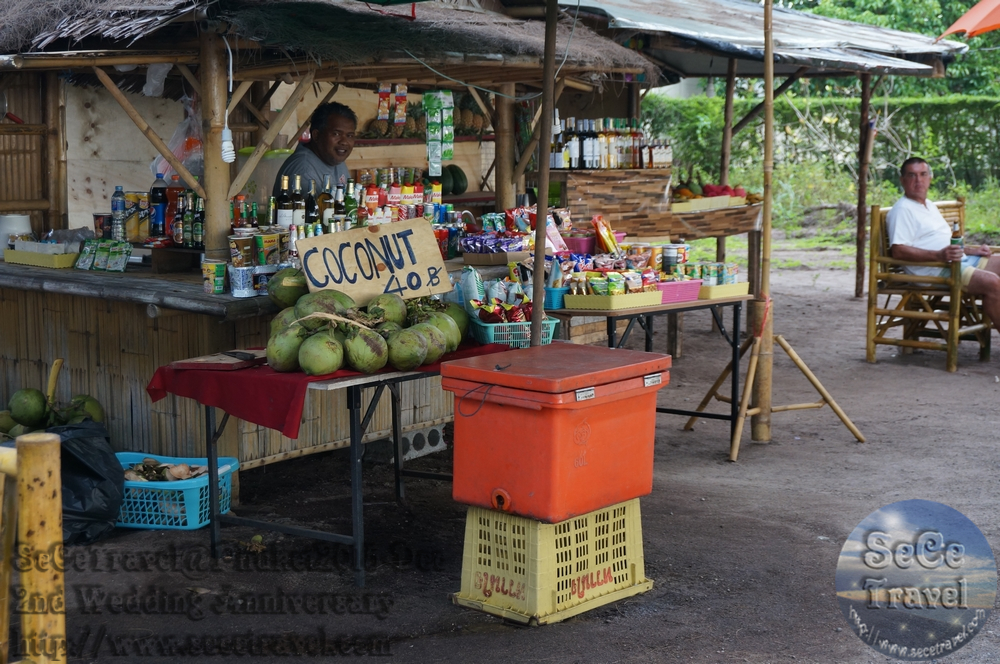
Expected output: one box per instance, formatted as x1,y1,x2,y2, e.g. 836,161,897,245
424,202,436,222
415,203,424,218
447,226,460,260
398,204,409,221
202,260,227,294
93,213,112,239
434,227,449,260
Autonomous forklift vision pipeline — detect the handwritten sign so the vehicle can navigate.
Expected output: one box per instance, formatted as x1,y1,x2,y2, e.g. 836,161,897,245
295,218,451,307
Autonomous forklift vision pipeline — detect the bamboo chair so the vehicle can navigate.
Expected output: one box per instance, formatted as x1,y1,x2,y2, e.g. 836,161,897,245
866,200,992,372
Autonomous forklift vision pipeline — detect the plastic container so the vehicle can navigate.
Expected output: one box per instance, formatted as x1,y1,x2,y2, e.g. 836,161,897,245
561,235,596,255
469,318,557,348
544,286,570,310
613,231,627,244
441,344,670,522
698,282,750,300
116,453,238,530
452,498,652,625
656,279,702,304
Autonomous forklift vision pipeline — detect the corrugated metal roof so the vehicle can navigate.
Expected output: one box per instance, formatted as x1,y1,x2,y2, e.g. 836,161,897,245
564,0,968,77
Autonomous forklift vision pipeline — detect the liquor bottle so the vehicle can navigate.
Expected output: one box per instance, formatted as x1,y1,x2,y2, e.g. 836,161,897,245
344,180,359,228
305,179,320,229
182,193,194,248
581,120,593,169
317,175,334,231
596,119,608,169
111,186,126,241
632,119,643,169
333,185,347,232
561,119,571,170
193,197,205,249
172,193,185,245
568,119,581,169
276,175,293,228
149,173,167,237
291,175,306,228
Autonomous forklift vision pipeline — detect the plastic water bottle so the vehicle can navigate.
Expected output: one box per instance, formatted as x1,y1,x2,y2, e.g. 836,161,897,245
149,173,168,237
111,186,126,241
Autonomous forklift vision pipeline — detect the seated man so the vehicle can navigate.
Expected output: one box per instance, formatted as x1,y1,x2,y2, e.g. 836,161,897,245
887,157,1000,324
272,102,357,197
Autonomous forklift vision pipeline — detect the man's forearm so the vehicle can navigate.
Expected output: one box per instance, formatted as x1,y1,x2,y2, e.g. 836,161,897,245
889,244,945,262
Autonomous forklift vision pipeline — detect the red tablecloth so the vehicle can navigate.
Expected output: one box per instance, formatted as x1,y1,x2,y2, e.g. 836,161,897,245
147,342,512,439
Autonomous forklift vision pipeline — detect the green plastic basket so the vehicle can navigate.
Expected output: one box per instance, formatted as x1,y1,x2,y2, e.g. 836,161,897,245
470,318,557,348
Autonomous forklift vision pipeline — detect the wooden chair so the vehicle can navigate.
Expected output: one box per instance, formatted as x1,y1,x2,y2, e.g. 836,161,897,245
867,200,992,372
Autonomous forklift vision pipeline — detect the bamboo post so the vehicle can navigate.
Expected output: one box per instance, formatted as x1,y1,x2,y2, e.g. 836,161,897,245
855,73,872,299
201,30,231,260
44,71,65,231
751,0,775,443
290,83,340,147
730,336,762,461
92,67,207,199
16,433,65,664
251,81,271,146
531,0,558,346
512,78,566,184
717,59,737,267
495,83,516,209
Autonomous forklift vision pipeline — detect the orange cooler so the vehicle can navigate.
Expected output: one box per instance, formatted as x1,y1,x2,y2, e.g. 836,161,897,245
441,344,670,523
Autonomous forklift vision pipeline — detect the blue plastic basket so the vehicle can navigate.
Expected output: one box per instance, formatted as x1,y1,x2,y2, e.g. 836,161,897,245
116,453,239,530
470,318,557,348
544,286,570,310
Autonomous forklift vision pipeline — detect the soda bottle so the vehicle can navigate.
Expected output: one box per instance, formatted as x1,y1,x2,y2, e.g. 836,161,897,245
148,174,168,237
110,186,126,241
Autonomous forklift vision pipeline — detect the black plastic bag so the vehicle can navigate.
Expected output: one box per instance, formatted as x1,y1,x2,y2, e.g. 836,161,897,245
47,422,124,545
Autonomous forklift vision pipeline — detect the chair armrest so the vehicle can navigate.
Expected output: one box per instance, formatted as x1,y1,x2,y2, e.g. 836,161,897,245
879,256,949,269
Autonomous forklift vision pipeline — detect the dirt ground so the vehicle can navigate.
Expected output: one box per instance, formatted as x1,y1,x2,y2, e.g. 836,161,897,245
50,247,1000,663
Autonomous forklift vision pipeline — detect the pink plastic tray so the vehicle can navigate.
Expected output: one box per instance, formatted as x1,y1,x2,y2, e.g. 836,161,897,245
657,279,702,304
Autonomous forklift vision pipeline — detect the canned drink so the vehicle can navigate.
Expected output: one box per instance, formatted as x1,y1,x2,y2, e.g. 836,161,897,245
415,203,423,218
398,204,409,221
434,227,449,260
424,202,436,222
447,225,460,260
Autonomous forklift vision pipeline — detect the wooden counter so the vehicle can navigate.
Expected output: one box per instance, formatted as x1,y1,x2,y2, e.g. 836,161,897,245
0,258,504,473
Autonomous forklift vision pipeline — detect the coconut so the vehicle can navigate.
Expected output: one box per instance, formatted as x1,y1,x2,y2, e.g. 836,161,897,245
6,423,33,438
387,329,428,371
376,321,404,339
298,332,345,376
270,307,299,337
344,327,389,374
295,291,351,330
421,312,462,352
443,303,470,339
70,395,105,424
410,323,448,364
267,267,309,309
0,410,15,434
266,324,309,372
367,293,408,326
8,388,47,428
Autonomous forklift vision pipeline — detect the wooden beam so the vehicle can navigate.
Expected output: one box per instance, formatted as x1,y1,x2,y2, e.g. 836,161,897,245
0,124,48,135
92,66,206,199
562,78,594,92
495,82,516,209
0,199,50,212
512,79,566,184
176,64,201,95
732,66,808,136
229,70,316,199
6,53,198,69
226,79,254,118
257,80,282,111
240,97,270,129
466,86,496,128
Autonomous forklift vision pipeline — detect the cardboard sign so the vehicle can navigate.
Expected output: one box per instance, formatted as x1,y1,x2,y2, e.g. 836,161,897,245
296,218,451,306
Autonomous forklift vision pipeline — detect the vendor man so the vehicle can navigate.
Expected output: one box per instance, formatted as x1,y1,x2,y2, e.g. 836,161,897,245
272,102,357,196
888,157,1000,324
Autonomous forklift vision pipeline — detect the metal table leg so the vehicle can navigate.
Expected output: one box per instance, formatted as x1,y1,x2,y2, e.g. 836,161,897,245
731,302,742,441
607,317,617,348
346,385,366,588
645,315,654,352
389,382,404,502
205,405,230,559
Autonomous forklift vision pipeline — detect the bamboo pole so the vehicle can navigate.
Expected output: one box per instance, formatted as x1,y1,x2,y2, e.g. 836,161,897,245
16,433,65,664
228,70,315,199
683,336,753,430
512,79,565,184
730,336,762,461
495,82,516,209
44,72,63,231
0,470,17,662
4,54,199,69
751,0,775,443
0,199,50,212
226,80,254,118
176,64,201,95
720,59,737,187
92,67,206,199
466,86,496,128
731,67,808,136
290,83,340,147
855,74,872,299
531,0,558,347
201,30,230,260
251,81,271,146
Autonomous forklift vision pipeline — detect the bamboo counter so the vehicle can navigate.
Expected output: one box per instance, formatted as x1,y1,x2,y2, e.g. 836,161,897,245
0,259,501,474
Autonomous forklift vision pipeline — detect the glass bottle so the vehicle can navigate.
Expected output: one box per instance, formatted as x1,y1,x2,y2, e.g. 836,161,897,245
182,193,194,248
193,197,205,249
291,175,306,228
276,175,293,228
317,174,334,231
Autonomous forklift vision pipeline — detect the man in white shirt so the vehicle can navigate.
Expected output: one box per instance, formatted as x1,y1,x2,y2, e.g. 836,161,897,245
886,157,1000,324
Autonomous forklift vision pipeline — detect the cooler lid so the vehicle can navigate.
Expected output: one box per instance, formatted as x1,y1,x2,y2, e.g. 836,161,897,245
440,344,671,394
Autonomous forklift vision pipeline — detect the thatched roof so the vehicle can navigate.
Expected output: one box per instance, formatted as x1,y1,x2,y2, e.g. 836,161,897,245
0,0,657,86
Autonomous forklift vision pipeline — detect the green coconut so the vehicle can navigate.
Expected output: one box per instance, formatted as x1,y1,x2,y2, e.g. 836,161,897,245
267,267,309,309
421,312,462,353
8,388,47,428
344,327,389,374
6,423,32,439
376,321,404,339
443,303,470,339
410,323,448,365
367,293,408,326
270,307,299,337
267,324,309,372
295,291,351,330
0,410,15,434
298,332,345,376
387,329,428,371
70,395,106,424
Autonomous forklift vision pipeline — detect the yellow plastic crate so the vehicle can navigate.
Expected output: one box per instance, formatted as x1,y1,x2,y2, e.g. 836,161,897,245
452,499,652,625
3,250,79,269
698,282,749,300
562,291,662,310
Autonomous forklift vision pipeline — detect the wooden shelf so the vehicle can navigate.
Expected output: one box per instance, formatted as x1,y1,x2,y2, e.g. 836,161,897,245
354,134,495,147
